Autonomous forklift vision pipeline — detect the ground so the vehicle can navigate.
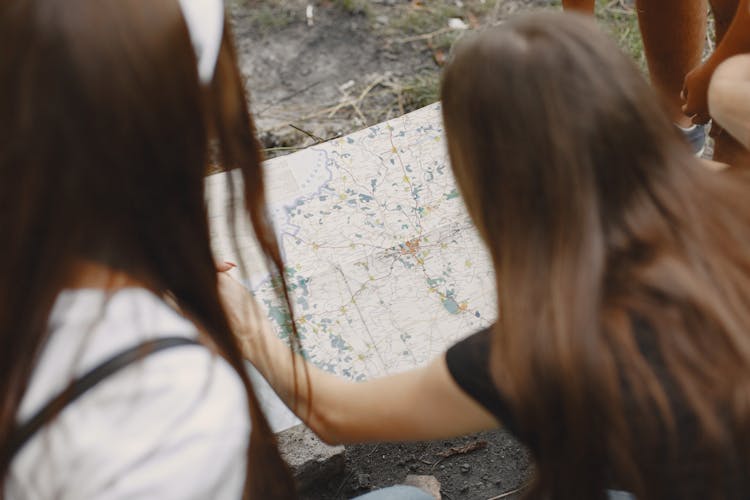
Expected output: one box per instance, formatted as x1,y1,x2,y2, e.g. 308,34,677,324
223,1,682,498
300,431,533,500
228,0,646,158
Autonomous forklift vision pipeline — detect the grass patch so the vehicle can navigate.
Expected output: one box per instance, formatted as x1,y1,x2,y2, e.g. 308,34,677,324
390,3,464,34
596,1,645,71
389,0,501,35
390,0,645,115
243,4,297,34
432,29,464,53
538,0,645,71
401,73,441,112
332,0,372,17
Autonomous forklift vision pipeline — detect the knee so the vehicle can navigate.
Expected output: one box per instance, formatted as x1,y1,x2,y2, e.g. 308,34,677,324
708,54,750,148
713,54,750,82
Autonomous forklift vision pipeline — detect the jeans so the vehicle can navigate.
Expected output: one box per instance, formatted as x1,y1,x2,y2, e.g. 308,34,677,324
351,485,435,500
608,491,636,500
350,485,635,500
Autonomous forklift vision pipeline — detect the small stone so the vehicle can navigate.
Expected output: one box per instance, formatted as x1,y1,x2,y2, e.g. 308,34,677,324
403,475,441,499
459,463,471,474
277,424,345,492
408,463,419,472
448,18,468,30
460,483,470,493
375,15,389,25
356,473,372,489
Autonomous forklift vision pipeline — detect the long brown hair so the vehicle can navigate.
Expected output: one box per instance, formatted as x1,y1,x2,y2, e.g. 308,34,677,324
442,12,750,500
0,0,295,497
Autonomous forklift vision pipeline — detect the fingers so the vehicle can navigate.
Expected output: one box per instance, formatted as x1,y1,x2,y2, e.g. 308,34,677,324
683,108,711,125
218,273,258,330
693,113,712,125
682,90,712,125
681,63,714,124
216,260,237,272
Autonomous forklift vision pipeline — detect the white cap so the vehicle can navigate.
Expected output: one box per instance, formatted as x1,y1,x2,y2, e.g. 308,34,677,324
178,0,224,84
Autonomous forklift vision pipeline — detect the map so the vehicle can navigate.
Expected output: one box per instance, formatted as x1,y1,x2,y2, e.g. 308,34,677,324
207,103,496,389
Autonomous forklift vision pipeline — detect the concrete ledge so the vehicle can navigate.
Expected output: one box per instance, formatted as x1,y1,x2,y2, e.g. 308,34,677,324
277,424,346,491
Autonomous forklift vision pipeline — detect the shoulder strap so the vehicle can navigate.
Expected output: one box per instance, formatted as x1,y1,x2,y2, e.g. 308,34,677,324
6,336,200,464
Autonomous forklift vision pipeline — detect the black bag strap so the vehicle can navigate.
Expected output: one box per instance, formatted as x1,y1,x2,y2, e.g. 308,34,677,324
6,336,200,464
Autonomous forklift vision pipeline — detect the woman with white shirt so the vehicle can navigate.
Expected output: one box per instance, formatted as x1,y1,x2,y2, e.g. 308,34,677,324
0,0,437,497
0,0,298,497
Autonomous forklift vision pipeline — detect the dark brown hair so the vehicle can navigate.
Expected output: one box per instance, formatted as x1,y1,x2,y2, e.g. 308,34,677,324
442,12,750,500
0,0,295,497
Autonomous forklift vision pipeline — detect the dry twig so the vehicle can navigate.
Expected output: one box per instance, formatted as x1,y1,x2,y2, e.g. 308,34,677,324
288,123,326,143
392,27,454,44
429,440,488,472
435,440,488,458
486,484,527,500
327,74,389,126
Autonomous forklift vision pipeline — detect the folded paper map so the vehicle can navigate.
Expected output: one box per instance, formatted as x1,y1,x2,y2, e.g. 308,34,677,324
207,103,496,429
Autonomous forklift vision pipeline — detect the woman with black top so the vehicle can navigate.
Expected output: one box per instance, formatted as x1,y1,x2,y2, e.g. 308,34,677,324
221,11,750,499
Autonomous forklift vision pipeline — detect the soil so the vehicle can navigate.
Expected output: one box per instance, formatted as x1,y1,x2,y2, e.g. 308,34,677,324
228,0,553,156
300,430,533,500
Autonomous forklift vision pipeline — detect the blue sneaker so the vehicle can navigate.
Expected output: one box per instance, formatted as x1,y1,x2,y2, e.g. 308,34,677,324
677,123,706,157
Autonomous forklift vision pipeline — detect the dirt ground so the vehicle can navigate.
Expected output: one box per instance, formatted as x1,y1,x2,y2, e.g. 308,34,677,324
226,1,640,498
228,0,568,157
300,430,533,500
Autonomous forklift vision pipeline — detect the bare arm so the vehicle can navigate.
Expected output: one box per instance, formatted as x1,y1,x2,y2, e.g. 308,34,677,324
218,273,499,445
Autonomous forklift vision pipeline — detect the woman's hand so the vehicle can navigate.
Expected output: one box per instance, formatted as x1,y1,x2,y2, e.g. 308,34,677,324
682,60,716,124
216,269,278,365
216,261,236,273
215,265,498,445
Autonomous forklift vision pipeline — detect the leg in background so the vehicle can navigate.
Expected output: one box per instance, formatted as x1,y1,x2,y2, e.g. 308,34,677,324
562,0,596,14
636,0,707,127
709,0,743,47
712,129,750,167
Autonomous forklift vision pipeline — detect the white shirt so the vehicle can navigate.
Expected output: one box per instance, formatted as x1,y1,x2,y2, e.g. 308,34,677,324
6,288,250,500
